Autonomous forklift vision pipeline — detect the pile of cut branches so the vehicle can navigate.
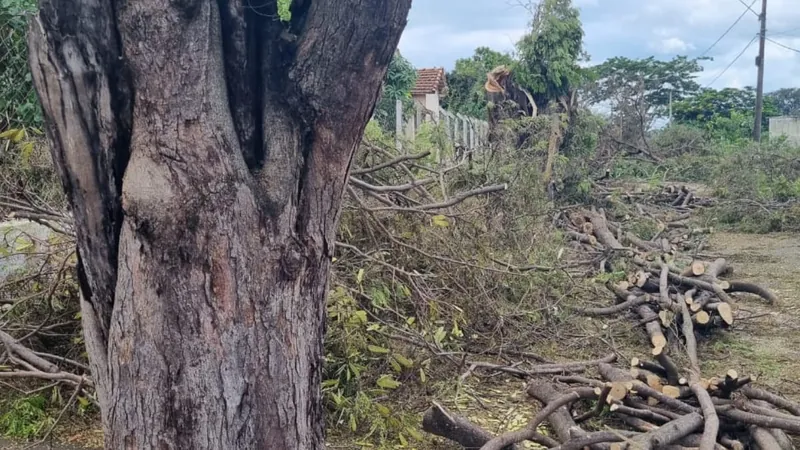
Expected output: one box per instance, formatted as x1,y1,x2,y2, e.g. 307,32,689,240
423,185,795,450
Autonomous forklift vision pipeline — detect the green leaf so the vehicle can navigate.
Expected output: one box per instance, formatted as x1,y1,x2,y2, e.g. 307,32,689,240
406,426,424,441
356,268,365,284
389,358,402,373
399,433,408,446
352,310,367,324
376,403,391,417
367,345,390,354
321,379,339,389
0,128,24,142
419,368,427,383
376,374,401,390
77,396,90,407
393,354,414,368
433,326,447,345
431,215,449,227
349,413,357,431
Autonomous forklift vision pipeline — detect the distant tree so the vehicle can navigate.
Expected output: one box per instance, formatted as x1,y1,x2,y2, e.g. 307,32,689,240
767,87,800,117
672,87,780,140
515,0,587,106
374,50,418,131
585,56,706,116
672,87,779,125
442,47,515,117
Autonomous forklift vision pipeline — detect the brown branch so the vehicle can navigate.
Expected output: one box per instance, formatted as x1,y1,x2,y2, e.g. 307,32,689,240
350,150,431,175
481,387,598,450
348,175,437,193
368,183,508,212
628,412,704,450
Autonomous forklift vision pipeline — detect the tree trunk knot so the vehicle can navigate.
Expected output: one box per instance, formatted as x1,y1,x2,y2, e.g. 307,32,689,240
280,239,306,280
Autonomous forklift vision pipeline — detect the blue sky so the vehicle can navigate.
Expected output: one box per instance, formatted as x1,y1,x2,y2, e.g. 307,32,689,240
398,0,800,92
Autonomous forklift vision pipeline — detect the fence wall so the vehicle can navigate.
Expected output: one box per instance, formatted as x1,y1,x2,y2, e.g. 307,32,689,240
769,116,800,146
394,99,489,159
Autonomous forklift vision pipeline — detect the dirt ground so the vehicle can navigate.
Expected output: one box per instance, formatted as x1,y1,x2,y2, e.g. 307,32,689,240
700,232,800,400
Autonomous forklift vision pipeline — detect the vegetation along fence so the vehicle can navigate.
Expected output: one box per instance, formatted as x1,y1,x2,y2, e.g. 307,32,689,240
0,4,41,129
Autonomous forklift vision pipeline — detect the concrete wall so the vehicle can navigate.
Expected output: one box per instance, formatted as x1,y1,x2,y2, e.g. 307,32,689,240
769,116,800,146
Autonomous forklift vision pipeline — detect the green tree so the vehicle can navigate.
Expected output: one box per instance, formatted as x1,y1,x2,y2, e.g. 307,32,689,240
767,87,800,117
515,0,586,105
442,47,514,117
672,87,780,140
586,56,706,116
374,50,417,131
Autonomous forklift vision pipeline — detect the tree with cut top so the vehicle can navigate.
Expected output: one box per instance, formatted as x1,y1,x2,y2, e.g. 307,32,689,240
27,0,411,448
443,47,515,117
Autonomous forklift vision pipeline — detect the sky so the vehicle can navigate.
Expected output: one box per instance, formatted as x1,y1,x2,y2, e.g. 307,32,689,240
398,0,800,93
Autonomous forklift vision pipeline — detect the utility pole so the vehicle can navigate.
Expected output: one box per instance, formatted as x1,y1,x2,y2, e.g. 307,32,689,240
753,0,767,142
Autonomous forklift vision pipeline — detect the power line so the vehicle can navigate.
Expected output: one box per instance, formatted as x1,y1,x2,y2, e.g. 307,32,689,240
705,35,759,87
766,37,800,53
736,0,759,16
698,0,758,57
769,26,800,37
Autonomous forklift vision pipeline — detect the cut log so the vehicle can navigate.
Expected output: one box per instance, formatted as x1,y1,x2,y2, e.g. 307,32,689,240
526,383,590,443
662,386,682,399
421,401,525,450
656,352,681,386
566,230,599,247
610,403,671,423
741,386,800,416
626,412,704,450
693,310,711,325
749,426,782,450
585,210,624,250
705,302,734,326
681,262,706,277
726,281,778,304
552,431,639,450
717,406,800,433
631,358,669,379
636,305,667,350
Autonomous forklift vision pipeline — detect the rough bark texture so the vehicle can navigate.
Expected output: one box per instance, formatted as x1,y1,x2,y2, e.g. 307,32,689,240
28,0,411,448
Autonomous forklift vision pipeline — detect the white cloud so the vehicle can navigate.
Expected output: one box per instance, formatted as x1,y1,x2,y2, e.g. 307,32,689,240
399,25,526,69
655,37,695,54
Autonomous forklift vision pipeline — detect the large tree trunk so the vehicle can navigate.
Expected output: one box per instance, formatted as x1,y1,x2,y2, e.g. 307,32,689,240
27,0,411,448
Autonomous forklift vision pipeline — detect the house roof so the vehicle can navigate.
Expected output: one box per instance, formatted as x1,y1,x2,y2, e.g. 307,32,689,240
411,68,447,96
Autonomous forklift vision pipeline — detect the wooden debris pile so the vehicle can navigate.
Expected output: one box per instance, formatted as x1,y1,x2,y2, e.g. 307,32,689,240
423,186,794,450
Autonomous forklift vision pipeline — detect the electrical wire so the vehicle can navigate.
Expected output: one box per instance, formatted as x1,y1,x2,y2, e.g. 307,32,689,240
735,0,759,17
766,37,800,53
705,35,759,87
698,0,758,57
769,26,800,37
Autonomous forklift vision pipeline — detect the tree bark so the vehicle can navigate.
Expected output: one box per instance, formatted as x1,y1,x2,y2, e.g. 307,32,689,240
27,0,411,448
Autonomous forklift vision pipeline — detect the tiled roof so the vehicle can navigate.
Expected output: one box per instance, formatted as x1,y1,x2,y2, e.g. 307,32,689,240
411,68,447,96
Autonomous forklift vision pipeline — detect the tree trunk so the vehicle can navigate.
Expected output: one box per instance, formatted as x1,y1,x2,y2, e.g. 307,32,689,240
27,0,411,448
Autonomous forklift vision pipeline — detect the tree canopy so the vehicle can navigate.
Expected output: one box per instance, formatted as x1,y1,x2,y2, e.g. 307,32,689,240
767,87,800,117
586,56,706,115
515,0,586,104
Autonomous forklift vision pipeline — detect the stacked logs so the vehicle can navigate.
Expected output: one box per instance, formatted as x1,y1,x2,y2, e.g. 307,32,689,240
423,188,793,450
654,185,715,210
